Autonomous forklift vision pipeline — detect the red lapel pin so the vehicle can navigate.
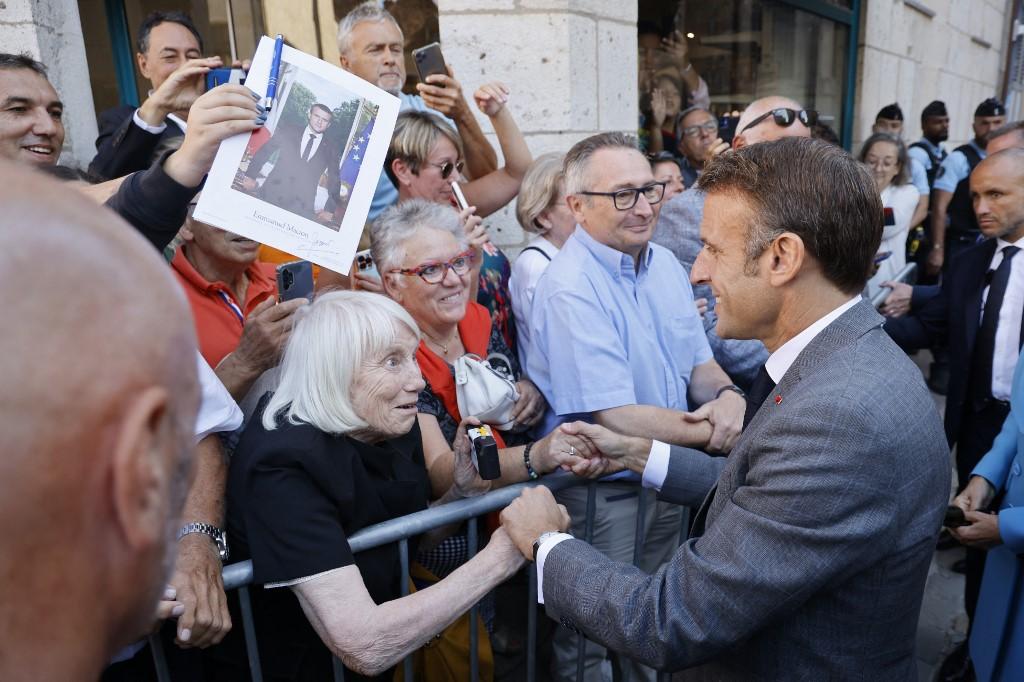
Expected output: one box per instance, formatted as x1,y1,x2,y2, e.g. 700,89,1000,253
774,394,783,405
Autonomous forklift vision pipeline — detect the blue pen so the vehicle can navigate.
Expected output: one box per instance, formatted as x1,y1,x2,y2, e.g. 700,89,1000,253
263,34,284,111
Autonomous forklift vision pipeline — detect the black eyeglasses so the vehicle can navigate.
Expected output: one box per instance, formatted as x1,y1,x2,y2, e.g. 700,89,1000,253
388,249,475,284
426,160,465,179
578,182,667,211
739,108,818,135
680,120,719,138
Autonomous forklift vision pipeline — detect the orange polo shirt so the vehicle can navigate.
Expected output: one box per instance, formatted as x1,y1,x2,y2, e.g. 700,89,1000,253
171,247,279,368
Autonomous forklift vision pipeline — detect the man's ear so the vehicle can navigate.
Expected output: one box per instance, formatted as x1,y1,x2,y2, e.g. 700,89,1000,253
136,52,152,80
732,134,747,150
565,194,587,226
766,232,805,287
392,158,415,188
110,386,174,551
339,54,351,71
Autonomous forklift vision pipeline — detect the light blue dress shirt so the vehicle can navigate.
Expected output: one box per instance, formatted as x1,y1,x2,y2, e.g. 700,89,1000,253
528,226,712,437
367,93,456,220
909,157,929,196
907,138,946,175
933,140,986,194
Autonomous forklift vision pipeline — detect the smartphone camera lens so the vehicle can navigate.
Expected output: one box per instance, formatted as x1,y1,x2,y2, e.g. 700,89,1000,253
283,270,294,289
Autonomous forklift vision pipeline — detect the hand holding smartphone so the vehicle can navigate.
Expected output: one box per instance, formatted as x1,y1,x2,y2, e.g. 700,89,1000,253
276,261,314,302
412,43,447,82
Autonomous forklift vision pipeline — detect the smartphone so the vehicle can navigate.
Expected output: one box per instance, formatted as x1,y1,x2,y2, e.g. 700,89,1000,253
354,249,379,279
944,505,969,528
205,67,246,91
451,180,469,211
412,42,447,82
276,260,314,302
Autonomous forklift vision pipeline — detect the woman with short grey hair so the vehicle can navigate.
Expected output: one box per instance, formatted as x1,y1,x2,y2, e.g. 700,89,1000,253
217,290,525,681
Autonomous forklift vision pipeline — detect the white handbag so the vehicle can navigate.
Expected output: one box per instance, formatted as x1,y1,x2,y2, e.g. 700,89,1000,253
454,353,520,431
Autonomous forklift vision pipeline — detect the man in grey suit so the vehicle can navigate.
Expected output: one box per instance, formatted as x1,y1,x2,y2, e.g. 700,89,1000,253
501,137,951,679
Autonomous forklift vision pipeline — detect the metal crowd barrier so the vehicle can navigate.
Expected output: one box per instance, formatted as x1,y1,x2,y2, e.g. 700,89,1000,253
869,262,918,309
148,471,683,682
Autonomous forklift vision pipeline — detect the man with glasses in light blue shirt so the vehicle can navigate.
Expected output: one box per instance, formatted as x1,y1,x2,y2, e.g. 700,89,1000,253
527,132,744,682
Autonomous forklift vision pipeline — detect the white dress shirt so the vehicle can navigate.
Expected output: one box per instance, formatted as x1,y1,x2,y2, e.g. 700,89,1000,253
982,238,1024,400
299,126,323,160
195,353,243,442
535,295,863,603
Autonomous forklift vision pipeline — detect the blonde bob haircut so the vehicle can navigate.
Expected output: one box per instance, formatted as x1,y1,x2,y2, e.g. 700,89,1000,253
261,291,421,434
384,110,466,187
515,152,566,234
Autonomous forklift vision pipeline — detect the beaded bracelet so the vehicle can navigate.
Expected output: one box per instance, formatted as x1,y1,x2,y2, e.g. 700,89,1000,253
523,442,539,480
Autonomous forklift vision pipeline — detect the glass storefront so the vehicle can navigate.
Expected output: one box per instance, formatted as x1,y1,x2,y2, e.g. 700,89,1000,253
638,0,856,147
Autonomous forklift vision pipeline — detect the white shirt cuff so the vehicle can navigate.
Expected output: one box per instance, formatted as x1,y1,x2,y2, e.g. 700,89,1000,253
535,533,573,604
641,440,671,492
194,353,244,442
132,108,168,135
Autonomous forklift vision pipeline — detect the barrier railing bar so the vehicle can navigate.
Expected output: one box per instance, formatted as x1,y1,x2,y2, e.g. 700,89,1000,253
576,482,598,682
332,655,346,681
869,263,917,309
400,538,413,682
467,516,480,682
527,565,538,682
632,490,646,567
148,633,171,682
238,585,263,682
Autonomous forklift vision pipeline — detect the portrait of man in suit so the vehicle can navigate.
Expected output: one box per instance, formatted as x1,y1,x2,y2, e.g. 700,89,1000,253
500,136,951,680
237,102,343,229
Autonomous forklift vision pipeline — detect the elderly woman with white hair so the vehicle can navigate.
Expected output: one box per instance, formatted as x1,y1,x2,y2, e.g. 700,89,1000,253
508,152,576,370
213,291,526,681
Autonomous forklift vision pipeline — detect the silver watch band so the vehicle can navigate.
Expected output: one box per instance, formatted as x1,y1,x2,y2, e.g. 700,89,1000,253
177,522,229,561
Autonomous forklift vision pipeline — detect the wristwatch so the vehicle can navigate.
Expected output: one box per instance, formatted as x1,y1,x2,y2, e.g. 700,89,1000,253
177,522,229,562
532,530,566,563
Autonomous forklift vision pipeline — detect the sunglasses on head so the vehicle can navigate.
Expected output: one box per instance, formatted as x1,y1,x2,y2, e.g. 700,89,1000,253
739,108,818,135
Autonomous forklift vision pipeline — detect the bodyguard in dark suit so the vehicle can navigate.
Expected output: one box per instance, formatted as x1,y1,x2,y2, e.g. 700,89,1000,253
500,137,950,679
89,11,225,181
240,103,342,220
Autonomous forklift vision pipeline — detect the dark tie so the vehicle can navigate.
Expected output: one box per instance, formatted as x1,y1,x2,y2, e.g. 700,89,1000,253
969,245,1019,409
303,133,316,161
744,365,776,429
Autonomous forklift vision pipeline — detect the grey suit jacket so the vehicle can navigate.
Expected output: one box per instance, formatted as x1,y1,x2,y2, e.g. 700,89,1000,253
543,300,950,680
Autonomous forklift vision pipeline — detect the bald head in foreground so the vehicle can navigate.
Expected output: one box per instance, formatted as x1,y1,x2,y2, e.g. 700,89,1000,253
0,161,200,680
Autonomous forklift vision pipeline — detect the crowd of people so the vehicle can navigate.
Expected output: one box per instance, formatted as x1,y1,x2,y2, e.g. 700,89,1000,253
2,3,1024,682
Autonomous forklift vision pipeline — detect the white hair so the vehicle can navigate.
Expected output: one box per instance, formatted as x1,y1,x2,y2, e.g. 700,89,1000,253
261,291,420,434
369,198,468,273
337,1,403,56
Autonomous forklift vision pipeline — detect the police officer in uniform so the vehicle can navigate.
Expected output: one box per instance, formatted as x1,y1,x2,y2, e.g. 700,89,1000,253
927,98,1007,276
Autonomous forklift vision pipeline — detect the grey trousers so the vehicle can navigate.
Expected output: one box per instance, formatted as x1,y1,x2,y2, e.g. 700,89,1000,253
550,481,684,682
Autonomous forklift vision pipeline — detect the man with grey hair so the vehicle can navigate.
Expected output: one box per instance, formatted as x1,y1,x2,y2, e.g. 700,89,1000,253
337,1,498,219
0,160,201,680
502,136,949,680
526,131,743,681
652,95,816,390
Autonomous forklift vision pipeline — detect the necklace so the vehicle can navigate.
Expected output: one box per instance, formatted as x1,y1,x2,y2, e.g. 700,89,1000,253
424,329,459,356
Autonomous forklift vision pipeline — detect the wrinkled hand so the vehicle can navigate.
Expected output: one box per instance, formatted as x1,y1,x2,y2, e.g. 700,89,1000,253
953,475,996,513
232,297,305,374
352,272,384,293
512,379,546,428
695,297,709,317
416,66,467,119
880,281,913,317
684,391,744,453
169,535,231,648
139,57,223,125
926,248,944,276
164,84,265,187
499,486,571,560
950,511,1002,549
486,526,528,573
558,421,651,478
452,416,492,498
473,82,510,118
649,87,668,127
706,138,730,161
532,422,599,474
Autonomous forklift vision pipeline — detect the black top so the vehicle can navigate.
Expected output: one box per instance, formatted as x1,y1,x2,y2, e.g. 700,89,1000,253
212,401,431,681
89,104,185,181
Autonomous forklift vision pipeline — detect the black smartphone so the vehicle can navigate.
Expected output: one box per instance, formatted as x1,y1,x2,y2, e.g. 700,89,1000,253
944,505,969,528
412,43,447,82
276,260,314,302
205,67,246,91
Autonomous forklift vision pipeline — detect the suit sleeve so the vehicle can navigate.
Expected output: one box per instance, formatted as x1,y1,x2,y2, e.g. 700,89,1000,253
104,150,200,252
884,281,949,351
542,402,902,671
657,445,724,508
323,142,342,213
89,108,166,181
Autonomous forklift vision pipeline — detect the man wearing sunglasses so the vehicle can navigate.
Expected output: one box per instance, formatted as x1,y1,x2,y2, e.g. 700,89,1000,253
673,106,729,187
526,132,744,682
652,96,813,392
